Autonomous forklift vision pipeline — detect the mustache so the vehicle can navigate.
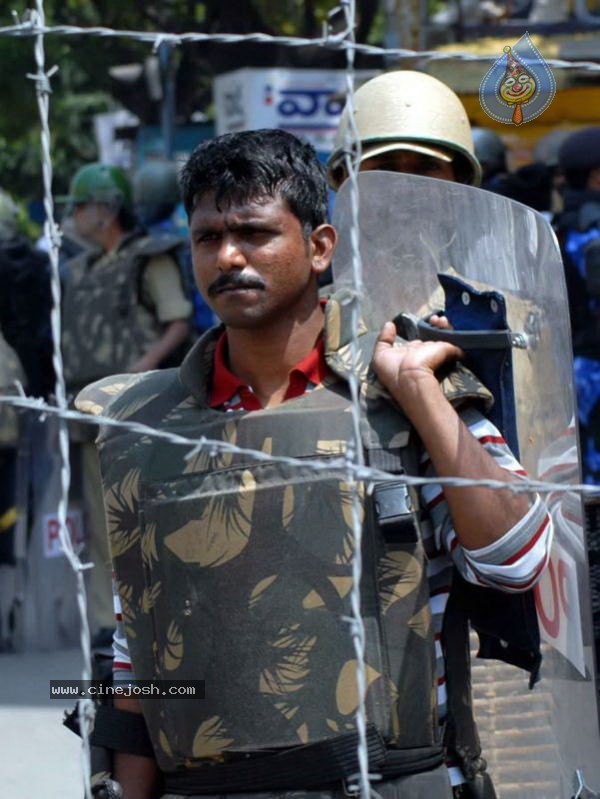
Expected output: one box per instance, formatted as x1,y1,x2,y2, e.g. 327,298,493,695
207,273,266,297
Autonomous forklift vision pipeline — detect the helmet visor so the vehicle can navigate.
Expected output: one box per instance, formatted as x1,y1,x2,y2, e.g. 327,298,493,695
360,141,453,164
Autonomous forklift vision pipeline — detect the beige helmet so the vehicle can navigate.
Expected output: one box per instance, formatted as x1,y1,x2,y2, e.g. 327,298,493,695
327,70,482,189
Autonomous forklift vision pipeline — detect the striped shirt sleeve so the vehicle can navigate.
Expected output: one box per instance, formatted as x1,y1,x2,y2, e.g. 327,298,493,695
420,406,553,593
112,577,136,681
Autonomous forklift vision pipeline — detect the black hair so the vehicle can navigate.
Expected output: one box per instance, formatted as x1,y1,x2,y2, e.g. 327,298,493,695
180,129,328,235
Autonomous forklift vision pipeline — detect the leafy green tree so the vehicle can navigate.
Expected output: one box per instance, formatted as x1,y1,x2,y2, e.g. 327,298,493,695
0,0,381,204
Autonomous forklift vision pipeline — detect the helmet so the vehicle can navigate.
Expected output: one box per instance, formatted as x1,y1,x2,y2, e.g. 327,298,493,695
133,161,180,207
66,163,132,207
327,71,482,189
558,127,600,174
471,128,506,176
133,161,180,226
532,129,572,168
0,189,18,239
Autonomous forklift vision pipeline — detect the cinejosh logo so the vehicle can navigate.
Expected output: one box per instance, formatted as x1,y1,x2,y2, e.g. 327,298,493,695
480,32,556,126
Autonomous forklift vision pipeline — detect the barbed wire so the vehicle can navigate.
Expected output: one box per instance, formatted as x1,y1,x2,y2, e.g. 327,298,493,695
2,393,598,499
2,16,600,72
336,3,371,795
26,1,93,796
4,1,600,796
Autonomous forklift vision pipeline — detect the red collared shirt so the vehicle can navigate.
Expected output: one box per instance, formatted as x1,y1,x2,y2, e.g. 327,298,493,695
209,332,330,411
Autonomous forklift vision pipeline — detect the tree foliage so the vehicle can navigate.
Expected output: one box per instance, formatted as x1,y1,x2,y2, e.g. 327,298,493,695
0,0,382,202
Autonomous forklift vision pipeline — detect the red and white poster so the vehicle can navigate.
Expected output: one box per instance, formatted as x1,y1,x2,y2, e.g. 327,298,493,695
43,509,84,559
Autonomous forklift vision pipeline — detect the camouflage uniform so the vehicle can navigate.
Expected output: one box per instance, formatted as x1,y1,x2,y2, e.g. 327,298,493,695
76,290,494,797
61,231,190,394
62,228,192,637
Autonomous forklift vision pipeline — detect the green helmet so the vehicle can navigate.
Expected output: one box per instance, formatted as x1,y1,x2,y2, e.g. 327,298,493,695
67,163,132,207
0,189,18,239
133,161,180,206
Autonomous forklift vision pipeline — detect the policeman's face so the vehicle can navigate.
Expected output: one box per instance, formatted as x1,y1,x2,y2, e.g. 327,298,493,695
190,193,335,330
360,150,456,182
71,201,110,240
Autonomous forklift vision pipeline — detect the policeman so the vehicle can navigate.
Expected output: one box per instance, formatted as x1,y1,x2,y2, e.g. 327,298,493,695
133,160,182,235
0,189,53,399
0,329,26,650
471,128,508,192
133,160,216,335
555,127,600,484
328,71,481,190
0,189,53,650
73,130,551,799
472,128,554,214
62,163,192,389
61,163,193,641
328,72,552,798
555,128,600,669
326,70,480,330
324,70,481,311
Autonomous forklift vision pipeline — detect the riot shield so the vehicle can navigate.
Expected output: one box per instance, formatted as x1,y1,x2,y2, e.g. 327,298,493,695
332,171,600,797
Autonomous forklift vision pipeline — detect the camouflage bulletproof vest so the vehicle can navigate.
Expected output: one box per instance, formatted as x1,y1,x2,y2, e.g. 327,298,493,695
0,329,26,445
77,294,492,774
61,233,180,391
